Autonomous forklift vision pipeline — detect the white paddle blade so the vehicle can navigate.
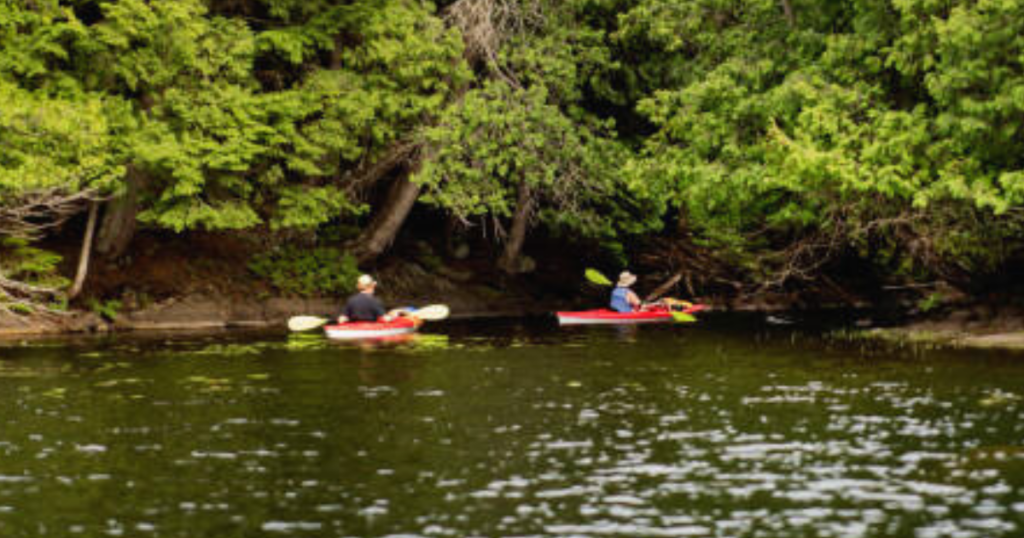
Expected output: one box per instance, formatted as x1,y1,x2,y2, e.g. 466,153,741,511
288,315,329,332
413,304,450,321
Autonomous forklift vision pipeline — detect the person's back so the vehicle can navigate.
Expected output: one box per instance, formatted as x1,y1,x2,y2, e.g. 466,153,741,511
610,287,633,313
609,271,640,313
343,292,386,322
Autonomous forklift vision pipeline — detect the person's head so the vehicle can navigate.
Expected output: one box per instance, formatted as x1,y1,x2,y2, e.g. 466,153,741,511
617,271,637,288
356,274,377,293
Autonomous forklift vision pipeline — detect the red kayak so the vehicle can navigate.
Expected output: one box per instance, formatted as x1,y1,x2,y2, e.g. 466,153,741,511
556,304,706,326
323,317,422,340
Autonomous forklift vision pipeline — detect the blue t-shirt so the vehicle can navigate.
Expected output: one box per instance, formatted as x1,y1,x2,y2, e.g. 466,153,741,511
610,287,633,313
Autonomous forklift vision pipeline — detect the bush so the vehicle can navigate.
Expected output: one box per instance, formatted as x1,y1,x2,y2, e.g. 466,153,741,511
0,237,70,290
87,299,122,321
8,303,32,315
249,246,360,297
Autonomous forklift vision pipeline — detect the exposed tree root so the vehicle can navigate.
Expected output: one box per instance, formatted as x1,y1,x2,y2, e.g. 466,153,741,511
0,187,105,239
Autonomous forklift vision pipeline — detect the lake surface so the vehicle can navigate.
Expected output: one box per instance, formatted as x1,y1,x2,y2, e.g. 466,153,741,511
1,318,1023,538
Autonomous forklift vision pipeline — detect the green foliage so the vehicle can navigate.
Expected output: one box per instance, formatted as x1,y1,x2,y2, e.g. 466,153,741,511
7,303,33,316
249,246,360,297
413,241,444,272
623,0,1024,285
2,0,1023,300
0,238,70,291
416,77,647,244
0,79,122,213
917,292,946,314
87,298,122,322
84,0,253,92
97,0,466,235
279,1,470,174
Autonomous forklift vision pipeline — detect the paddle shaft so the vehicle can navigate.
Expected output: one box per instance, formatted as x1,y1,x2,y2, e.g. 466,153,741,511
288,303,449,331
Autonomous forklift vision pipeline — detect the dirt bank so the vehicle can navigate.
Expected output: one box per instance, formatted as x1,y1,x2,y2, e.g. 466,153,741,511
0,284,559,338
0,295,558,339
862,304,1024,351
2,228,576,338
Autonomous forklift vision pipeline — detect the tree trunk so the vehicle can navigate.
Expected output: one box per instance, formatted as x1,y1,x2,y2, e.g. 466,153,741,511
498,182,534,274
350,174,423,265
331,35,343,70
96,164,141,260
343,142,418,198
780,0,795,27
68,201,99,300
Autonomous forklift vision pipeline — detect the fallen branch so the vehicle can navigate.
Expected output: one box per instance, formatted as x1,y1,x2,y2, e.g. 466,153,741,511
0,275,62,299
644,272,682,302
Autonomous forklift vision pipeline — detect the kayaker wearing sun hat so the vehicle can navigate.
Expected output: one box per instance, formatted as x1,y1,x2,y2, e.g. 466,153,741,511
610,271,642,313
337,274,397,323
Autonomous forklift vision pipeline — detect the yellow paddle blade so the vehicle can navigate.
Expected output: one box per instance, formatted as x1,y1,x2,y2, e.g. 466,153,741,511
585,268,613,286
287,315,329,331
413,304,450,321
672,312,697,323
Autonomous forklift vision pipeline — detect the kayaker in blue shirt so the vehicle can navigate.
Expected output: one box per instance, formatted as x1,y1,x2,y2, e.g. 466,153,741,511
337,274,398,323
610,271,642,313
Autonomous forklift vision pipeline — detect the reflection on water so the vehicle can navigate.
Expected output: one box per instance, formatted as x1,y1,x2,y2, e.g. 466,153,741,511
0,321,1023,537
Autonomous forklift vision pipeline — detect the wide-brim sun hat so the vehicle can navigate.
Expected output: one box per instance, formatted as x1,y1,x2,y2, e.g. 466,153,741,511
356,274,377,290
617,271,637,287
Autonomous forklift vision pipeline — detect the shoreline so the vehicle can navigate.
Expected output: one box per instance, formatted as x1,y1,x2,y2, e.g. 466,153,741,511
861,328,1024,351
4,297,1024,352
0,294,557,340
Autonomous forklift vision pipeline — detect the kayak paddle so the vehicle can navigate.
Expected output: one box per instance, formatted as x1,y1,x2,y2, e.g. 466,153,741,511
410,304,450,320
670,302,707,323
584,268,613,287
672,311,697,323
288,315,330,332
287,303,451,332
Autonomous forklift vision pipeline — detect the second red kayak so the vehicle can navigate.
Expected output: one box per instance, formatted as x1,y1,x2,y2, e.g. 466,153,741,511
323,317,422,339
556,304,705,326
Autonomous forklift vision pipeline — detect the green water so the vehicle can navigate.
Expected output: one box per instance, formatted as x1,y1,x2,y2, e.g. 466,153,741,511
1,320,1023,538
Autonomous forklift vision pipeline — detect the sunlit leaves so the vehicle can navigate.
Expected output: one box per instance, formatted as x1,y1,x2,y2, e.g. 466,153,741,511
0,80,122,202
625,0,1024,282
417,79,636,239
